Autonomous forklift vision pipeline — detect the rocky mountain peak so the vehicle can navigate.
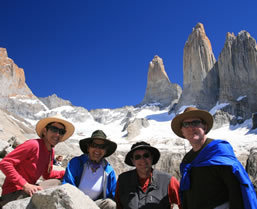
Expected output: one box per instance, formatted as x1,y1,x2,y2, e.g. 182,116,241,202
188,22,213,52
148,55,170,82
183,23,216,87
0,48,8,59
176,23,216,108
39,94,73,109
140,55,182,107
218,30,257,115
0,48,34,98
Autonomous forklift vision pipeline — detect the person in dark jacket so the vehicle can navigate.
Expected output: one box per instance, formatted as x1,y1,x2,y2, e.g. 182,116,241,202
171,106,257,209
63,130,117,209
115,141,181,209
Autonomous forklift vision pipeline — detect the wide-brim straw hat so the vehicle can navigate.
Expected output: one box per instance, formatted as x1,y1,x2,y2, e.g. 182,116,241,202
171,107,213,138
36,115,75,142
79,130,117,157
125,141,160,166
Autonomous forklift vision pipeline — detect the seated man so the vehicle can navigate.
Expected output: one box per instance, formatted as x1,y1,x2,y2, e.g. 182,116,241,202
0,115,75,207
63,130,117,209
115,141,182,209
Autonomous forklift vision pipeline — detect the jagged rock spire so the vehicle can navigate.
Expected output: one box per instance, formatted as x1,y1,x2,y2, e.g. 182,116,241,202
0,48,34,97
218,30,257,113
183,22,216,89
141,55,182,107
177,23,216,108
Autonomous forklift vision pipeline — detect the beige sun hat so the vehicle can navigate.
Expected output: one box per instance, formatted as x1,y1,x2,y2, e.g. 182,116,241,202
171,107,213,138
36,115,75,141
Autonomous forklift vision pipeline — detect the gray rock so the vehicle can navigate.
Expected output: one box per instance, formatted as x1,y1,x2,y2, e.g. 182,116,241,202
3,197,31,209
0,108,34,142
212,109,236,129
124,118,150,139
38,94,73,110
218,31,257,116
90,106,137,125
0,140,10,158
246,147,257,192
141,55,182,107
3,184,100,209
177,23,216,109
252,112,257,130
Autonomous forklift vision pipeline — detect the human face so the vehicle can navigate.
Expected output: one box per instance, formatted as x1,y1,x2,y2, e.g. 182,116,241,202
181,117,207,150
42,122,65,150
88,139,106,163
132,149,153,177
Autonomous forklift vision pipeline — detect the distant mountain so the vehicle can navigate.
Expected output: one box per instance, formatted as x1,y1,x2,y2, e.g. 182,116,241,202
176,23,257,124
0,23,257,186
0,22,257,140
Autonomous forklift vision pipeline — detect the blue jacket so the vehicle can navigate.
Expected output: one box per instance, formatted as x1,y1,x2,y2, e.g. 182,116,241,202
62,154,117,199
180,140,257,209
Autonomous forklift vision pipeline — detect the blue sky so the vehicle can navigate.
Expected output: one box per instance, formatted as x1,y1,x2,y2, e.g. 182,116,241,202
1,0,257,110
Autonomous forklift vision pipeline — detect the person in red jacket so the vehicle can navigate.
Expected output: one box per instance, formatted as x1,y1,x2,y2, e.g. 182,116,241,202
115,141,182,209
0,115,75,207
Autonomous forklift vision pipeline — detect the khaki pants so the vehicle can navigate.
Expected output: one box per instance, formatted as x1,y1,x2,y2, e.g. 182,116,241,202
0,179,61,208
95,198,116,209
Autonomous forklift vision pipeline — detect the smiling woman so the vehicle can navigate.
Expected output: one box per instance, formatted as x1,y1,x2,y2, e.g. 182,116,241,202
88,139,107,163
62,130,117,209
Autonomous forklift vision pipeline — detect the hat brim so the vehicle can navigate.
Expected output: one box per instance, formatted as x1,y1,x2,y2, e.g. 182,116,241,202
79,137,117,157
125,145,160,166
171,109,213,138
36,117,75,141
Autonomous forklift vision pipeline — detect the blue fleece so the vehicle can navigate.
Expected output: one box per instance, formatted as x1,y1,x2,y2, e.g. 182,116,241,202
180,140,257,209
62,154,117,199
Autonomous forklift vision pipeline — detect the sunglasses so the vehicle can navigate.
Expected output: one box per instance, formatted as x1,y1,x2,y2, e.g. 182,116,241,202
133,153,151,160
90,142,106,149
46,125,66,135
182,120,203,128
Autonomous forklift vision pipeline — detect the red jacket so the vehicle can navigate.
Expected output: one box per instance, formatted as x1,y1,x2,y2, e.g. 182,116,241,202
0,139,64,195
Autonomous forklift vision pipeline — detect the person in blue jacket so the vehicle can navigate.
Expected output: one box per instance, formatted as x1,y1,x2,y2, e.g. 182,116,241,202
63,130,117,209
171,107,257,209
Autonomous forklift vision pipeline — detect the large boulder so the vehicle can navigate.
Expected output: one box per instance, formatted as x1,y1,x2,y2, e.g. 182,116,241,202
3,184,100,209
246,147,257,193
123,118,150,140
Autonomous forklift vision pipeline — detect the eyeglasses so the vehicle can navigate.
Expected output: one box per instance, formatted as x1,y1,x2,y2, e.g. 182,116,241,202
133,153,151,160
90,142,106,149
46,125,66,135
182,120,203,128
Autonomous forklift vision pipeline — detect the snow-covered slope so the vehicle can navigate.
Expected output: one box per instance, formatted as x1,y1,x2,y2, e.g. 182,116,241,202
17,100,257,158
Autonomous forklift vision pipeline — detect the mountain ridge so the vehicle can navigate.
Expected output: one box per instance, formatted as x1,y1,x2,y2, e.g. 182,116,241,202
0,22,256,149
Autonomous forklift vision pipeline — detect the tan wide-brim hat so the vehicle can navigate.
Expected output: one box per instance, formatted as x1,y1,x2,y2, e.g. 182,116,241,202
171,107,213,138
79,130,117,157
36,116,75,142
